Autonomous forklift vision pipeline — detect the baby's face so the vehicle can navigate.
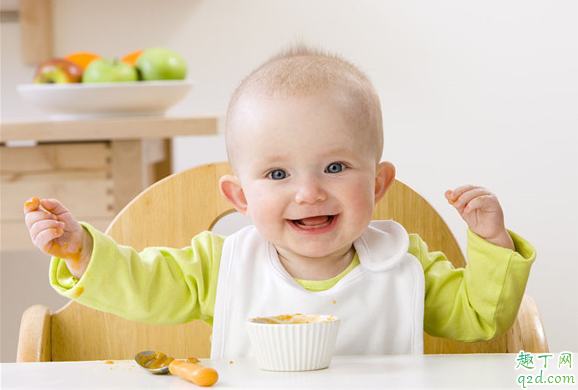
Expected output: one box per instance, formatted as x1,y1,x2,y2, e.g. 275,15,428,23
228,91,387,263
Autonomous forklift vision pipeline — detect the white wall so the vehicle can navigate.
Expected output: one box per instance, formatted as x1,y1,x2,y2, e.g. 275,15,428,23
1,0,576,361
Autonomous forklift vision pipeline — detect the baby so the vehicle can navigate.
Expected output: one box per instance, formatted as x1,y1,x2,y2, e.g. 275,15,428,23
24,46,535,358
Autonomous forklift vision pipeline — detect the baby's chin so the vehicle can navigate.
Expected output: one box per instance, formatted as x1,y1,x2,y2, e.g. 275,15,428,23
273,242,355,263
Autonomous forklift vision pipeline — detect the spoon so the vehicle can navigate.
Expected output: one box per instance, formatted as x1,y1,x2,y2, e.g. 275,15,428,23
134,350,173,374
134,350,218,387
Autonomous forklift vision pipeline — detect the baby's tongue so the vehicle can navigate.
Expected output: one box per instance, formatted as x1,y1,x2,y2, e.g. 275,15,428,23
298,216,329,226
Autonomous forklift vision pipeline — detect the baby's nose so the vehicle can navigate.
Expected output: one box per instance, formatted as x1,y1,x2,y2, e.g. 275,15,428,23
294,179,327,204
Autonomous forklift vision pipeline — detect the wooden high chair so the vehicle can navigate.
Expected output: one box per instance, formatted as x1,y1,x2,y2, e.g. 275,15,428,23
16,162,548,362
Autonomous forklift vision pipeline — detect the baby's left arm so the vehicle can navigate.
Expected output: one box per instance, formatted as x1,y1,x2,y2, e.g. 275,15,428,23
445,185,515,251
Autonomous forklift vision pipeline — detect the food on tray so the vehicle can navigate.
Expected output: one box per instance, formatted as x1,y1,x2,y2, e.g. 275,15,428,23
135,351,218,386
139,351,174,370
246,314,341,371
250,313,338,324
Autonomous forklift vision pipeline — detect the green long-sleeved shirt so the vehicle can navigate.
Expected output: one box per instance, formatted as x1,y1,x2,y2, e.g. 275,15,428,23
50,224,535,342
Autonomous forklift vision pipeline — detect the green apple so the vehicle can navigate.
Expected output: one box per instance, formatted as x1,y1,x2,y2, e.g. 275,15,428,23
34,58,83,84
82,59,138,83
136,47,187,81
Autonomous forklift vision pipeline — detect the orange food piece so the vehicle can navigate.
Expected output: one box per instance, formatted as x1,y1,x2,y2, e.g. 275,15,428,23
64,51,101,70
24,196,40,212
121,50,144,66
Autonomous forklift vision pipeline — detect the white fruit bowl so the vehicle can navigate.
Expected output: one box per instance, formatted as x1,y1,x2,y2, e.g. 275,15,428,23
17,80,193,120
246,314,340,372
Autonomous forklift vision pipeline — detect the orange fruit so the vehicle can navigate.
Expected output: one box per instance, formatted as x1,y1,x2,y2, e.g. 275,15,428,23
121,50,144,66
64,51,101,70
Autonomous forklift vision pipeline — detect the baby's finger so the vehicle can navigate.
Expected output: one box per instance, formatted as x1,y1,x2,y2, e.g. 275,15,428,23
34,228,65,251
444,190,456,203
463,193,495,213
29,219,65,242
453,187,490,207
40,198,71,217
24,209,58,230
446,185,479,204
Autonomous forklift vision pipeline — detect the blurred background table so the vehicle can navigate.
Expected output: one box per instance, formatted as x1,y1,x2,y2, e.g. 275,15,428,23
0,115,219,251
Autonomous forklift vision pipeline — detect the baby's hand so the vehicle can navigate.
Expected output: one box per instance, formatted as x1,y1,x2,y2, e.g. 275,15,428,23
445,185,515,250
24,197,92,278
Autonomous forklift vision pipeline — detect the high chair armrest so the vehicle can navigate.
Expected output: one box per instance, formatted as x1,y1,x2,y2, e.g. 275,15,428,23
17,304,52,362
518,295,549,353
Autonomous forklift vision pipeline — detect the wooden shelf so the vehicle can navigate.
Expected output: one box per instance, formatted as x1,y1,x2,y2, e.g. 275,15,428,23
1,115,221,252
0,115,222,143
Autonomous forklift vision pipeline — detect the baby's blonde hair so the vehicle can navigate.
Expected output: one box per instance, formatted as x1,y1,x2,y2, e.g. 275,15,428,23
226,45,384,168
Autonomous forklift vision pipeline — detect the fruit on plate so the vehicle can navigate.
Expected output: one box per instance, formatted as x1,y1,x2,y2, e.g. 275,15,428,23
64,51,101,70
136,47,187,81
121,50,144,66
82,59,139,83
33,58,83,84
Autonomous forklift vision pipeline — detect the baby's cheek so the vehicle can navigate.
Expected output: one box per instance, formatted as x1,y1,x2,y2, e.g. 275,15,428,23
348,190,375,217
249,208,275,229
246,193,277,220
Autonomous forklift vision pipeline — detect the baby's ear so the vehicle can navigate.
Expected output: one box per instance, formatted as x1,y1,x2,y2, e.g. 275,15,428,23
219,174,249,215
374,161,396,204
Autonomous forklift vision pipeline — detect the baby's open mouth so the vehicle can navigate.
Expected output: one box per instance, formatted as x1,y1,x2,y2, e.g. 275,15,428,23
290,215,335,229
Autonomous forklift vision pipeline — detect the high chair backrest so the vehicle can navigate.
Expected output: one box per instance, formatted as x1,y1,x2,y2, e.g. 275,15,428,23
17,162,548,362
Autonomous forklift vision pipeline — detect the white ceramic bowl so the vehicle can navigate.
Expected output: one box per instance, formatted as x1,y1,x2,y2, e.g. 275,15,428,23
246,314,340,372
17,80,193,120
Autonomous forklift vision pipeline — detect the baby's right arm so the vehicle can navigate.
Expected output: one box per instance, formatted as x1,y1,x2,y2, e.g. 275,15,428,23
24,197,93,279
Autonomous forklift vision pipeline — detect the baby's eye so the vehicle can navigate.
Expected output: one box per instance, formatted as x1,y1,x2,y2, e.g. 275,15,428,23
325,162,346,174
268,169,288,180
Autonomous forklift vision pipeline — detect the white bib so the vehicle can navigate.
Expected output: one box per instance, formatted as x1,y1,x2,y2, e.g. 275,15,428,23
211,220,424,359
